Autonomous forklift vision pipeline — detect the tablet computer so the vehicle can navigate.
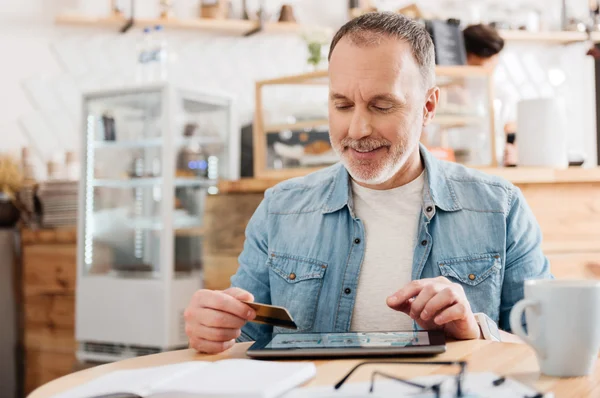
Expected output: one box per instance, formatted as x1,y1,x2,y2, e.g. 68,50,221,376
246,331,446,359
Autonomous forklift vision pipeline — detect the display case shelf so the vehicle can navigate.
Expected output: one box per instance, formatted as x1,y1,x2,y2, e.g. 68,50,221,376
92,177,217,188
93,136,223,149
124,216,204,231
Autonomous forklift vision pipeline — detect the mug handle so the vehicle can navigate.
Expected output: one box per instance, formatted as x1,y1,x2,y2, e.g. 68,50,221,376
510,299,544,358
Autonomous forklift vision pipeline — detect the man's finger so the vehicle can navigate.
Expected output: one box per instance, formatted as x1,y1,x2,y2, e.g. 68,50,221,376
197,308,248,329
190,338,235,354
421,287,462,321
408,283,442,320
224,287,255,302
433,302,469,325
387,280,426,309
190,324,241,343
201,290,255,320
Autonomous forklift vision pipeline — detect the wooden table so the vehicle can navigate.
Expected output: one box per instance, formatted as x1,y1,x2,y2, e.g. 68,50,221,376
28,340,600,398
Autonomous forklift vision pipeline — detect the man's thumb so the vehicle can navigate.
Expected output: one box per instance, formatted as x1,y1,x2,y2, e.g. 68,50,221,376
224,287,254,302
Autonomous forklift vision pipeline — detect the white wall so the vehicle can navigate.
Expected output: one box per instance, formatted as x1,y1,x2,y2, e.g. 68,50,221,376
0,0,597,174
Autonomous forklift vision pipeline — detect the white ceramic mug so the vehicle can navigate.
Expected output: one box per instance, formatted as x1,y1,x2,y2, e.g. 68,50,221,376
510,280,600,377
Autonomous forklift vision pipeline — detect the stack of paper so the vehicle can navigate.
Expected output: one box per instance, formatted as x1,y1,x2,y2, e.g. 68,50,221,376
51,359,316,398
37,180,78,228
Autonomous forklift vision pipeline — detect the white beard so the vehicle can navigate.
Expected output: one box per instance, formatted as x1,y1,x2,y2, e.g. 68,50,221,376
340,153,407,185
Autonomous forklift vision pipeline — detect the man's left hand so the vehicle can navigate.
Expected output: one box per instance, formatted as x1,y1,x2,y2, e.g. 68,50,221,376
387,277,480,340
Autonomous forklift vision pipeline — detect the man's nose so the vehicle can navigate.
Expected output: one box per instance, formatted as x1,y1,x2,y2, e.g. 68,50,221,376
348,108,373,140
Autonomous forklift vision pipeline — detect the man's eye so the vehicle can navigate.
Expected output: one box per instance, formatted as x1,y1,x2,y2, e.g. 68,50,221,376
336,104,353,110
373,106,392,112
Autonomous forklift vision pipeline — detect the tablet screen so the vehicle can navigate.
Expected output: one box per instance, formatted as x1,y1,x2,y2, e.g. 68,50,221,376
265,331,430,349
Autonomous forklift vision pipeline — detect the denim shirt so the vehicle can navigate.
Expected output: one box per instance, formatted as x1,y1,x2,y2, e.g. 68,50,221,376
231,145,552,342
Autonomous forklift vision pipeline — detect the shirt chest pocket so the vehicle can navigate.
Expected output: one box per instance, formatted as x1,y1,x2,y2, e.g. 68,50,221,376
267,252,327,333
438,253,502,316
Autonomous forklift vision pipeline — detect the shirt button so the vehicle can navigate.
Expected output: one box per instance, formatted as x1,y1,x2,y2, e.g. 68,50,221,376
421,240,428,246
426,206,433,213
354,238,361,244
344,288,352,295
468,274,476,281
289,273,296,280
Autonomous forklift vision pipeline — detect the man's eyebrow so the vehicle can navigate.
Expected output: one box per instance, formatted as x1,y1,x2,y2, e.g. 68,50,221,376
330,92,349,100
370,93,404,104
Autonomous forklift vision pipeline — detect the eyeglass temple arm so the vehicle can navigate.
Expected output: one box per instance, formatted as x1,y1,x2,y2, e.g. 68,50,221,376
334,360,467,390
369,370,430,392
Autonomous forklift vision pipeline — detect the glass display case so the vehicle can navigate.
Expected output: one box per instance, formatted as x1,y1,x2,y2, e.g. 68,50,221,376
254,71,335,179
423,66,496,167
253,67,495,179
76,83,238,361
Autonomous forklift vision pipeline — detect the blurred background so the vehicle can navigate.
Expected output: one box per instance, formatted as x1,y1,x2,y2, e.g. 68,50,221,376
1,1,600,397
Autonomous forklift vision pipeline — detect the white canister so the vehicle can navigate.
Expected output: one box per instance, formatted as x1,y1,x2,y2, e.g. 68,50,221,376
517,98,568,168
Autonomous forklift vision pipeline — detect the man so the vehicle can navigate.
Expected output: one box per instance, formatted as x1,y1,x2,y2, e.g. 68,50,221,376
184,13,551,354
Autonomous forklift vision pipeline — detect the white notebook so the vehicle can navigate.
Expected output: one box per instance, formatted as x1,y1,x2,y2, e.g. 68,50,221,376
52,359,317,398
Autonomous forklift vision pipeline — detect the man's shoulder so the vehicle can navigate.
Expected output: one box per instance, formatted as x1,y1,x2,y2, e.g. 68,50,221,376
263,163,343,213
441,160,514,188
439,160,518,213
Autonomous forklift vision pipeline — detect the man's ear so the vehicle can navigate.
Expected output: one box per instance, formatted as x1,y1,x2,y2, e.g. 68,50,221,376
423,86,440,126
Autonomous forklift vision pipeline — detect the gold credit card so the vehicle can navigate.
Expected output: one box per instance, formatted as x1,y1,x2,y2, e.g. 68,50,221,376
240,301,298,330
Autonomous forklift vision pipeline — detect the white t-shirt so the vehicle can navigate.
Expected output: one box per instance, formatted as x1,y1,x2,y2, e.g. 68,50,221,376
349,172,425,332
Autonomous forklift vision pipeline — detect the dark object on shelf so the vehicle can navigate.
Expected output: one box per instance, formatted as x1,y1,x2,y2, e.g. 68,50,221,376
506,133,516,144
425,19,467,66
348,0,360,9
0,196,20,228
120,0,134,33
241,123,254,177
278,4,296,22
102,112,117,141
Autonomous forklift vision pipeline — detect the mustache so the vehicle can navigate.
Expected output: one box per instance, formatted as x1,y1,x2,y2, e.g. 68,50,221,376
340,137,392,151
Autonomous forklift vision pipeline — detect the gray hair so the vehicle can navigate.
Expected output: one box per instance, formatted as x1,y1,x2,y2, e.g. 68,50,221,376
328,12,436,88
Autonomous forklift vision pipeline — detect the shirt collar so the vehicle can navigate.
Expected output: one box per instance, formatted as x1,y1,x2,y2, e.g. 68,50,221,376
322,144,462,214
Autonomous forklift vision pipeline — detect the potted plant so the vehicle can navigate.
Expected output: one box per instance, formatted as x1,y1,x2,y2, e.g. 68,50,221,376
301,27,333,71
0,154,23,228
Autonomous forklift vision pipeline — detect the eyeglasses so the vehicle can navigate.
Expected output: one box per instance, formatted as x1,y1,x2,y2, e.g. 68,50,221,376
334,360,467,398
334,361,547,398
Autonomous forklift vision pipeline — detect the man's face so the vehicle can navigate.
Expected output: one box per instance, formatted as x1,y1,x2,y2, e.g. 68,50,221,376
328,37,431,185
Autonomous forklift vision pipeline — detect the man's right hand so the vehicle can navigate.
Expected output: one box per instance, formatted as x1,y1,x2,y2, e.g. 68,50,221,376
184,287,256,354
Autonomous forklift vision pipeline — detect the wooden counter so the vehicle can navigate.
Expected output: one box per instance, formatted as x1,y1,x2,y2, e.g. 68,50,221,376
218,167,600,194
205,167,600,290
27,340,600,398
19,227,78,395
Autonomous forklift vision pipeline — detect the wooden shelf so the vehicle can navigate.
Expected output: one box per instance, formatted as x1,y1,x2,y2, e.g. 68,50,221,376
54,14,127,28
57,13,597,43
55,13,301,35
499,30,589,44
264,119,329,133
